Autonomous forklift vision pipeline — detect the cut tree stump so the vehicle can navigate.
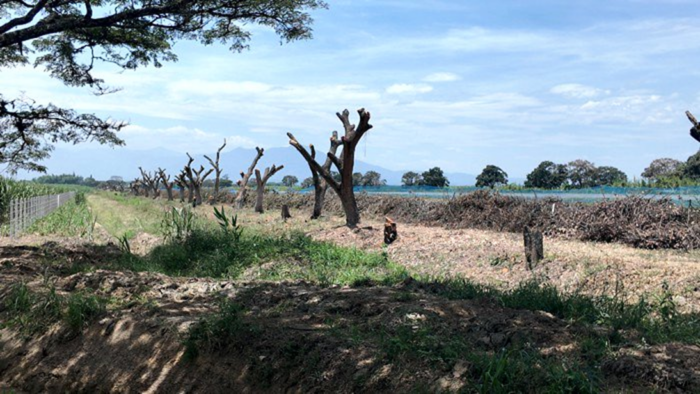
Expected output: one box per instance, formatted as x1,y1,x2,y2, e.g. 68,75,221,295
524,227,543,270
384,217,398,245
281,205,292,221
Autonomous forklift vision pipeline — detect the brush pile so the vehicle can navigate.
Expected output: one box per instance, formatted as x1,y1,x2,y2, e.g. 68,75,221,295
235,190,700,250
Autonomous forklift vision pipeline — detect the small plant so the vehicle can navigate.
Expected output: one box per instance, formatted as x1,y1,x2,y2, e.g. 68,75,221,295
65,292,106,333
213,206,243,242
117,233,132,255
74,191,87,205
184,298,254,360
161,206,195,242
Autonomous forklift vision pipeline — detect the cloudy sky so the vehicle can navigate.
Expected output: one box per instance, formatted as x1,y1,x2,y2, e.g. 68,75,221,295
4,0,700,180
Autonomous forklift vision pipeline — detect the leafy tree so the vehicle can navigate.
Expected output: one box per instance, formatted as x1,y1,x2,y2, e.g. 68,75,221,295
360,170,386,186
683,151,700,180
421,167,449,188
352,172,363,186
33,173,84,185
0,0,326,173
524,161,568,189
300,177,314,188
475,165,508,188
567,159,598,188
281,175,299,187
594,166,628,186
642,158,683,181
220,174,233,188
401,171,422,186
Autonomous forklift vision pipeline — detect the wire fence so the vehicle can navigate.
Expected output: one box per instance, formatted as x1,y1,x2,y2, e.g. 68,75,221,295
6,192,76,237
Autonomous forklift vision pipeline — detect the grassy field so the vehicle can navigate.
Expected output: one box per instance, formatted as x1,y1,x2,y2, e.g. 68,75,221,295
2,191,699,392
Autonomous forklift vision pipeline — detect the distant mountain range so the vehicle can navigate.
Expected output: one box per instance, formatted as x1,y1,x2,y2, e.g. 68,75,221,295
16,146,480,186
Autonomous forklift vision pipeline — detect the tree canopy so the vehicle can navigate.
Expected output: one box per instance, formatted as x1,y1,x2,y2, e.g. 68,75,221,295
642,158,683,181
282,175,299,187
0,0,326,173
421,167,449,188
524,161,568,189
359,170,386,187
475,165,508,188
401,171,421,187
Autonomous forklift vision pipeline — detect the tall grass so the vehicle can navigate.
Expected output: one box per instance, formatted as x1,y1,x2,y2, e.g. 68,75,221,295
27,192,97,238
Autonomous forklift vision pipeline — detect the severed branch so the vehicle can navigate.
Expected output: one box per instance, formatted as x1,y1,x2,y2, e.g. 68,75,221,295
687,111,700,143
254,164,284,213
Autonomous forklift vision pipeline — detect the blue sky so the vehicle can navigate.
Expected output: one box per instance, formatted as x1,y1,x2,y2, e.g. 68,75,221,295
4,0,700,181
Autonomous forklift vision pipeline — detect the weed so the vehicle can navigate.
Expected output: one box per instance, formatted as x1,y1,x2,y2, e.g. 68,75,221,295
184,298,255,360
64,292,107,333
161,206,196,242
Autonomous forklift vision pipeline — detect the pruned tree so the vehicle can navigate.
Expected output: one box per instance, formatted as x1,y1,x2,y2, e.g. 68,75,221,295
184,153,213,206
157,168,175,201
129,178,141,196
138,167,160,198
0,0,326,173
254,164,285,213
288,108,373,227
204,139,227,202
288,130,341,219
174,171,188,203
235,147,264,209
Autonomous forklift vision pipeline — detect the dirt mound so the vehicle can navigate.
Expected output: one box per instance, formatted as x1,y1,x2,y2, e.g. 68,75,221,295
2,265,699,393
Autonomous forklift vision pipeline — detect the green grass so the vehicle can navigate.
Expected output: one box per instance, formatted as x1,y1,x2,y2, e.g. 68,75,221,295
87,192,173,238
183,298,257,360
418,277,700,347
28,192,96,237
113,226,409,286
1,283,106,336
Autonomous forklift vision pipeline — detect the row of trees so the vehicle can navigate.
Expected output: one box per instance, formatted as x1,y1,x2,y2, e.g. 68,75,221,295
401,167,450,187
523,160,627,189
133,141,284,213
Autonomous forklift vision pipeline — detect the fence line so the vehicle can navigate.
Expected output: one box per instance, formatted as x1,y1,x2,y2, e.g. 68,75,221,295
7,192,76,237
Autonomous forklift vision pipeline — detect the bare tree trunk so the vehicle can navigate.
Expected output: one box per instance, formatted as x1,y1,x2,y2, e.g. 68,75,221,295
235,147,264,209
157,168,174,201
183,153,213,207
205,139,226,203
312,181,328,219
288,108,373,228
139,167,160,199
254,164,284,213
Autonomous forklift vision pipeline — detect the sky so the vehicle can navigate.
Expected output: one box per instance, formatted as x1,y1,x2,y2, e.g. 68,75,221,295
4,0,700,181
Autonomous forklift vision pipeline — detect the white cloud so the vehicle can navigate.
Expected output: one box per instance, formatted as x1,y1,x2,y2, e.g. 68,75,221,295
423,72,461,83
385,83,433,95
550,84,609,99
121,125,257,153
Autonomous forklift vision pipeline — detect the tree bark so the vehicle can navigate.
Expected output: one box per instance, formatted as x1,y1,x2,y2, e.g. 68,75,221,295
288,108,372,228
139,167,160,199
235,147,264,209
183,153,213,207
254,164,284,213
204,139,226,203
157,168,174,201
175,172,187,203
687,111,700,143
